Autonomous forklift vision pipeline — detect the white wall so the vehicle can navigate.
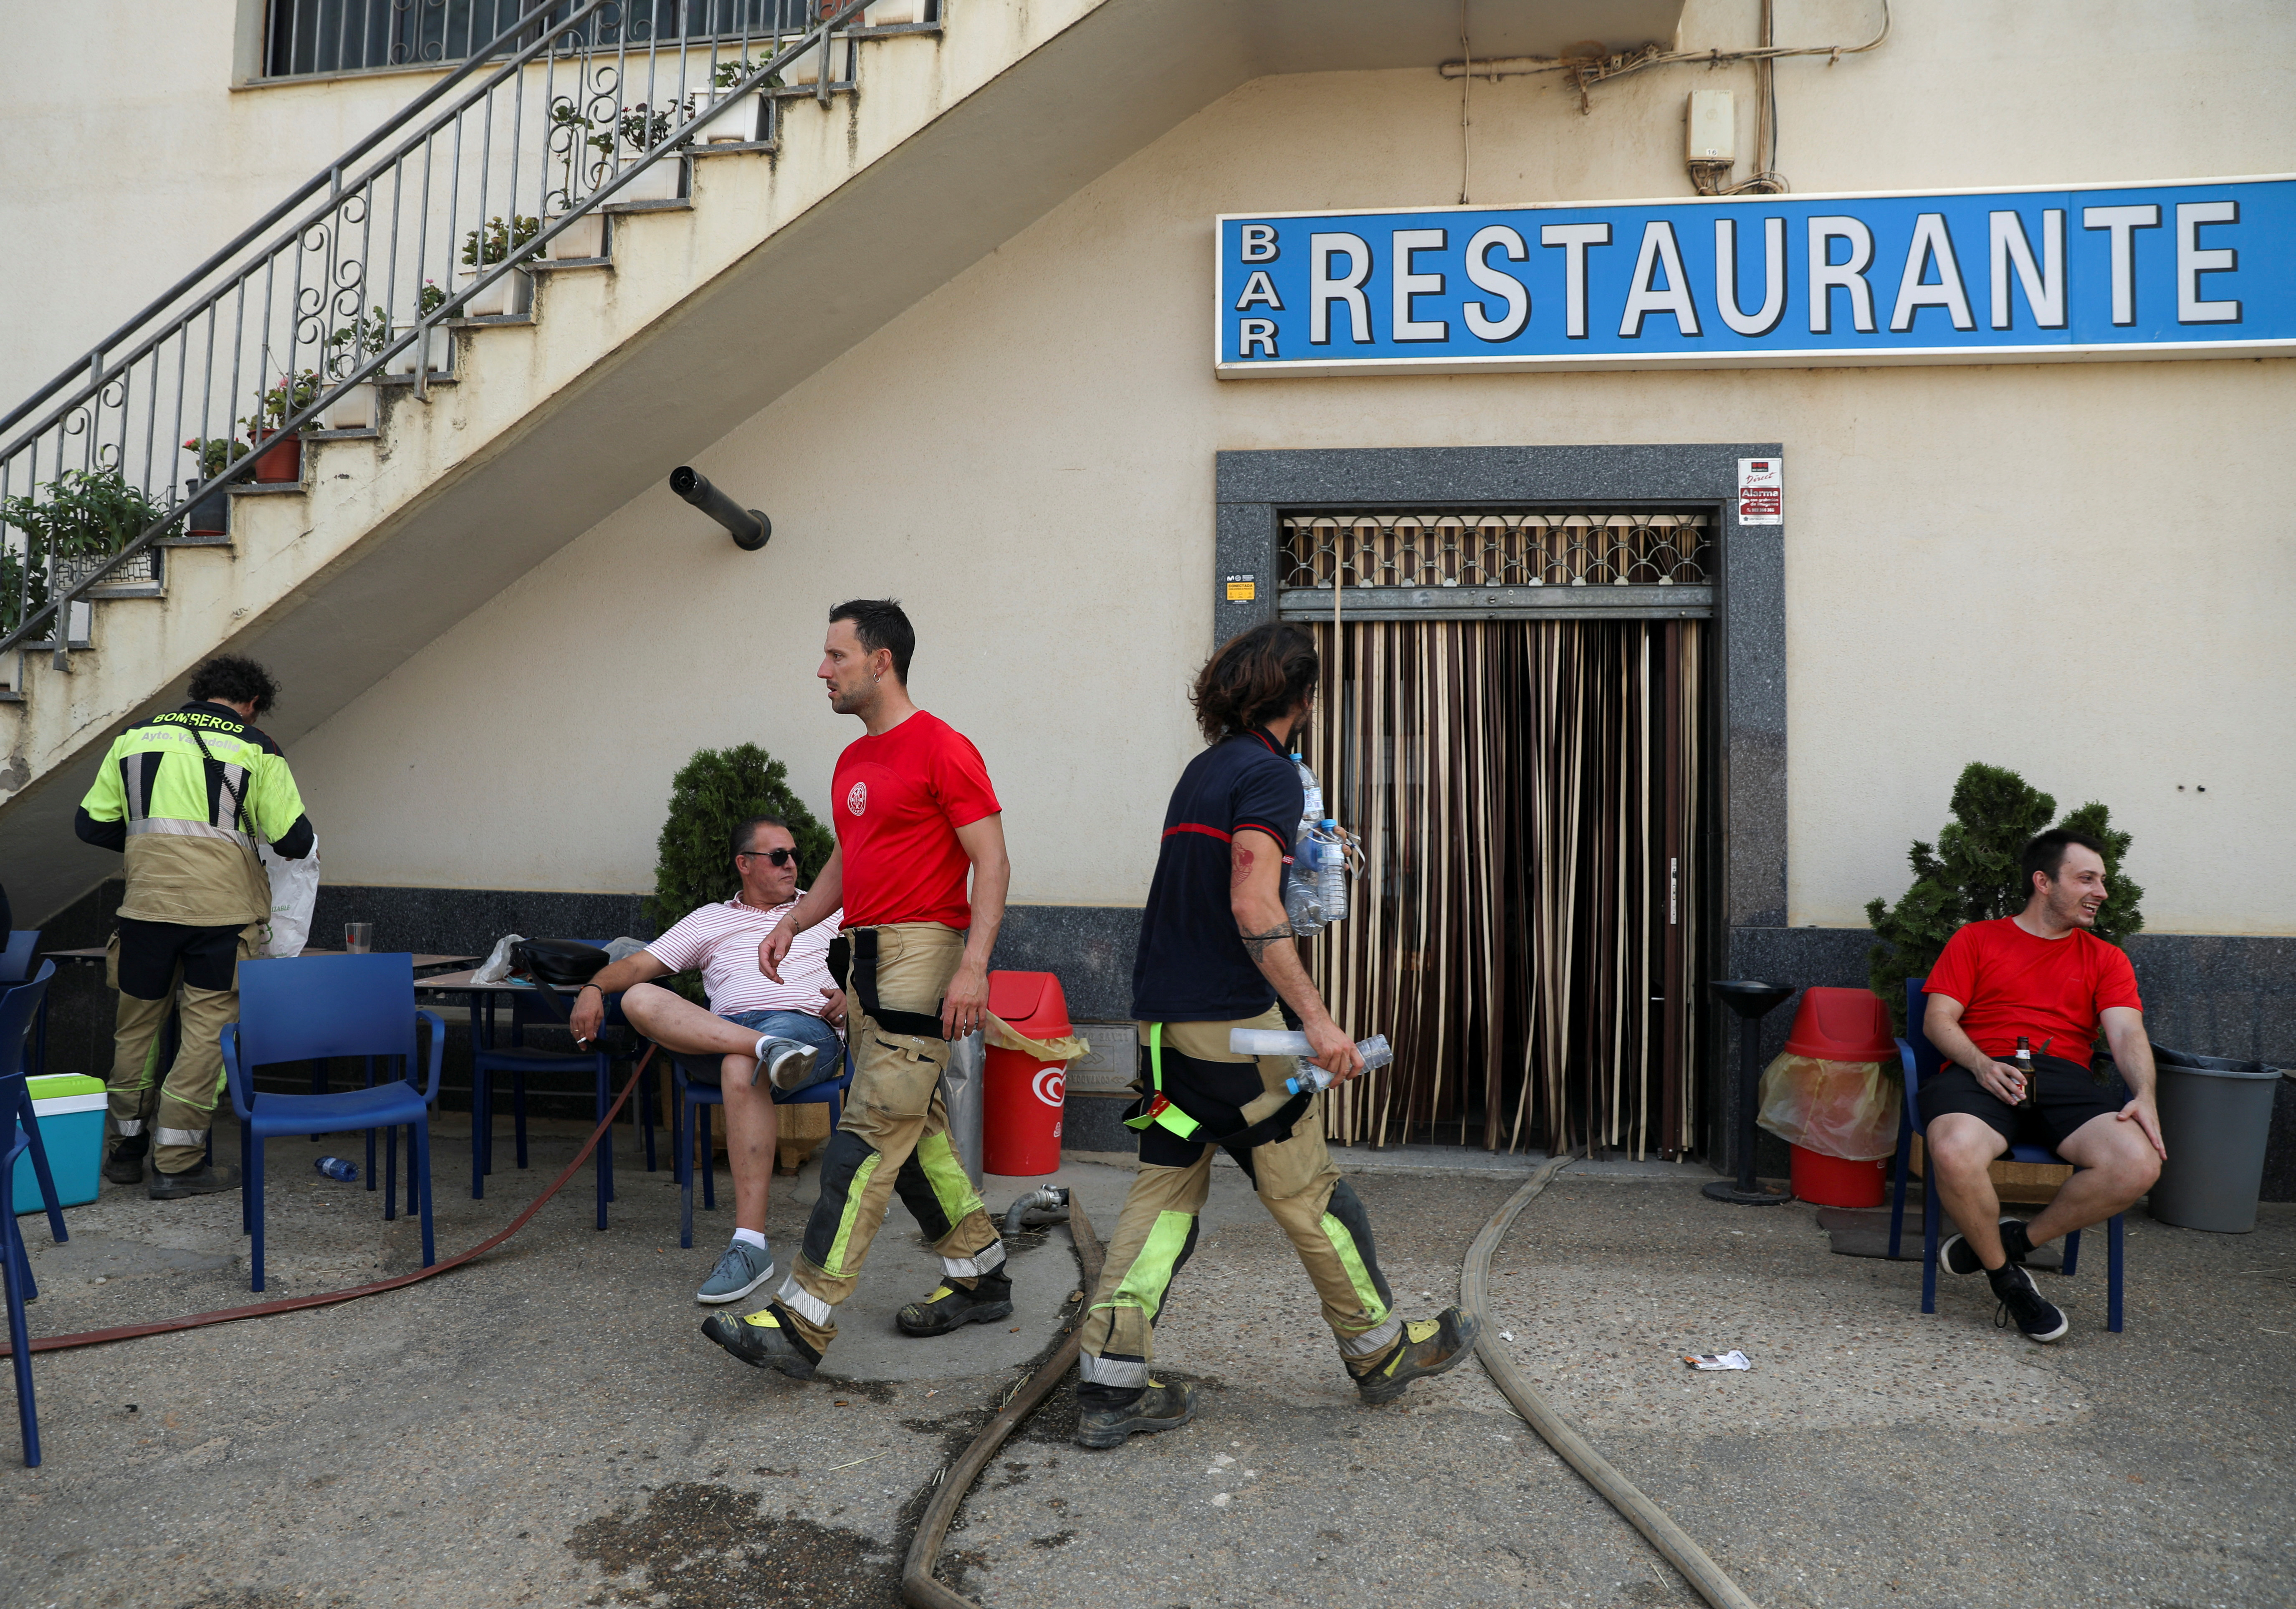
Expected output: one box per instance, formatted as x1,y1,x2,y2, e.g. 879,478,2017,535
281,0,2296,934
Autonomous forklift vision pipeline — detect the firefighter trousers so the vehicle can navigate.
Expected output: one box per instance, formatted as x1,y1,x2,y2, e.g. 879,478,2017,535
105,919,258,1175
774,922,1003,1354
1077,1009,1401,1398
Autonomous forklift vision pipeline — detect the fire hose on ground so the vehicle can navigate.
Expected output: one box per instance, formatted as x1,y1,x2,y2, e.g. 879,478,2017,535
3,1052,1757,1609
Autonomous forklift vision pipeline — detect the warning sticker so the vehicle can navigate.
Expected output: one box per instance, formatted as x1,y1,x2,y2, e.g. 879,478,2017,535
1737,458,1782,526
1225,574,1257,602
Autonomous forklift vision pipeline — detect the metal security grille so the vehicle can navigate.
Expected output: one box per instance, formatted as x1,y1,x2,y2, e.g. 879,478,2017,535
1281,510,1709,591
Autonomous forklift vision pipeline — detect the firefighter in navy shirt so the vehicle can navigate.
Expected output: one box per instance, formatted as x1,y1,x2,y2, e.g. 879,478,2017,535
1070,622,1477,1450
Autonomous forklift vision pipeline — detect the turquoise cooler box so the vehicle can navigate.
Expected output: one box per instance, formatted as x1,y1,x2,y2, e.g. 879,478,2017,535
13,1074,106,1214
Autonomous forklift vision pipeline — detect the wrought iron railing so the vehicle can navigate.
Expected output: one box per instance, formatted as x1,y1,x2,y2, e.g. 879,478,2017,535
0,0,909,667
1280,511,1711,591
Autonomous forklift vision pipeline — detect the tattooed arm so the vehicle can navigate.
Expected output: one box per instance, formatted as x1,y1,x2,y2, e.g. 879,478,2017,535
1230,828,1365,1081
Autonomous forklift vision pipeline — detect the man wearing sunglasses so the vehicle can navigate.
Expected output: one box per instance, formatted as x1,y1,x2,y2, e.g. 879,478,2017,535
569,815,845,1305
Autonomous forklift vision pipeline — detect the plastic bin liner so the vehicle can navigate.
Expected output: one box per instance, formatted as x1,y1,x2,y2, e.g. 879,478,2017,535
1756,1052,1899,1161
983,1012,1090,1065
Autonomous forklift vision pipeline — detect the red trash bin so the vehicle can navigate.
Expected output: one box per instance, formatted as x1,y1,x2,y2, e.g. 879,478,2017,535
1781,987,1898,1208
982,971,1071,1177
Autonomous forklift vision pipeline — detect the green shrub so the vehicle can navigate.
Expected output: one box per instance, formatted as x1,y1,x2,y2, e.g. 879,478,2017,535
645,744,834,1001
1865,761,2144,1035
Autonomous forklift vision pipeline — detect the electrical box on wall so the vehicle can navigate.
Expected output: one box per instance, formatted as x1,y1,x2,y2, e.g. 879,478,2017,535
1687,91,1736,162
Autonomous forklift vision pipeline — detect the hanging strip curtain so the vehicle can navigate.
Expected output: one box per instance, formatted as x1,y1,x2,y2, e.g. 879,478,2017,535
1308,618,1707,1157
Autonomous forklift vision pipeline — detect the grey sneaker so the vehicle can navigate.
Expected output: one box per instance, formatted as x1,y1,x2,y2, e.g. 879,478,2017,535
757,1037,822,1093
697,1237,777,1305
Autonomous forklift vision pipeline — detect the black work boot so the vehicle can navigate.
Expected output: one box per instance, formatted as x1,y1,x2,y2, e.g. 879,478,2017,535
1073,1381,1196,1450
897,1270,1014,1337
1352,1306,1479,1405
148,1161,242,1200
103,1138,149,1186
700,1303,823,1380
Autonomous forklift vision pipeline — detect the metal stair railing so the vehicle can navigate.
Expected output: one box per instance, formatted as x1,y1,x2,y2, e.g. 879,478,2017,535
0,0,908,673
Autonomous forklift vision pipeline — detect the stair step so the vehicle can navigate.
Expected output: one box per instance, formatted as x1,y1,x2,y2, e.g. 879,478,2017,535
229,481,306,498
307,427,380,443
157,531,232,549
599,197,694,215
691,140,779,159
528,256,613,273
446,313,535,329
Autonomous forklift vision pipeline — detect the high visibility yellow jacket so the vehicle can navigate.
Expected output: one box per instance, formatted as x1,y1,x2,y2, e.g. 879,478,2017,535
76,701,314,927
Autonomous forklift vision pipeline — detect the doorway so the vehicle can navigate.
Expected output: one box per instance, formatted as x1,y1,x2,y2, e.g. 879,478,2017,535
1284,511,1717,1157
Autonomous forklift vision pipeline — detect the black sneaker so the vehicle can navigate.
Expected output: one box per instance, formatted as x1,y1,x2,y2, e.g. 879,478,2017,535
1940,1216,2030,1276
148,1162,241,1199
1988,1262,2069,1343
700,1303,822,1380
1073,1381,1196,1450
896,1270,1014,1337
1353,1306,1479,1405
103,1143,149,1186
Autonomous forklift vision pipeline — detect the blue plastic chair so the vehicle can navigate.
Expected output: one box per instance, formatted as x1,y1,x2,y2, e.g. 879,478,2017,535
0,963,66,1246
469,955,657,1231
0,965,57,1466
222,954,445,1293
2,931,47,1082
670,1040,853,1249
2,1105,39,1467
1888,976,2124,1331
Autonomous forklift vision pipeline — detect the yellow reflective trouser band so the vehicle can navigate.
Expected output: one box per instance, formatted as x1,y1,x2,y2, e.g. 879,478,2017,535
1124,1023,1206,1139
1320,1209,1393,1330
823,1151,882,1277
1100,1209,1198,1326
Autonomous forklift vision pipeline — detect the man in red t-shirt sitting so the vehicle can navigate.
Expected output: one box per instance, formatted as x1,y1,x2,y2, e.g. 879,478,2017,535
702,598,1013,1380
1919,830,2165,1343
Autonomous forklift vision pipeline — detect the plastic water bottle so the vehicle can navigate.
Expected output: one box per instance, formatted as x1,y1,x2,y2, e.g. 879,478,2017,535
1315,820,1348,923
1295,756,1323,820
315,1156,359,1183
1286,1036,1394,1094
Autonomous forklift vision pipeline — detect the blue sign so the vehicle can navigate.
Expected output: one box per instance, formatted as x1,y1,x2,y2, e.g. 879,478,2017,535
1215,176,2295,375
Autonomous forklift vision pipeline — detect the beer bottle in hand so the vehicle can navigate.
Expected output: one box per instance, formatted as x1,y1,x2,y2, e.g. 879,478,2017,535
2013,1035,2038,1111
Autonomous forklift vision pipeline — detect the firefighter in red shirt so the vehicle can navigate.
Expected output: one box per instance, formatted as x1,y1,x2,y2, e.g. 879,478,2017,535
703,599,1012,1379
1919,830,2165,1343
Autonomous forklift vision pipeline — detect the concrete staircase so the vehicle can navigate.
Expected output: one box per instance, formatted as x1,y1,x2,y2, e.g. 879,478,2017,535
0,0,1683,922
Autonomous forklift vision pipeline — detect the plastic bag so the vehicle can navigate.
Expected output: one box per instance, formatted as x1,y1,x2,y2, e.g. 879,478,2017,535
258,831,321,958
983,1012,1091,1065
472,933,528,984
1755,1052,1899,1161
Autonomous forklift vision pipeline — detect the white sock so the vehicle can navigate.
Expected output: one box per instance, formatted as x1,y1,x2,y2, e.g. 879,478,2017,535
753,1035,773,1066
733,1227,768,1250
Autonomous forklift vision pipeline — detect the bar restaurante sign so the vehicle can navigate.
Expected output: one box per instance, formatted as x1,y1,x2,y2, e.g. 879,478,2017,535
1215,175,2295,377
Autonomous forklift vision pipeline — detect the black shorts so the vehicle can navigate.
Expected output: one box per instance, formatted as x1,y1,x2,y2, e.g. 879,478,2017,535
1920,1054,2119,1152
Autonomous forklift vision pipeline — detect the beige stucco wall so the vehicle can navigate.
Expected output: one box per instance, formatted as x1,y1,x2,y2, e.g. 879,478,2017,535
263,0,2292,934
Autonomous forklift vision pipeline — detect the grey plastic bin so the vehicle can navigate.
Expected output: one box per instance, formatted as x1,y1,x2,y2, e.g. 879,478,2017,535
2149,1044,2283,1233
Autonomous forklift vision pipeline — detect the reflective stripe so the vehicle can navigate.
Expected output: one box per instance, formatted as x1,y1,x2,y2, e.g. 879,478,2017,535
941,1240,1007,1280
127,817,253,846
112,1117,146,1136
914,1130,989,1235
778,1278,834,1327
1079,1353,1151,1388
1102,1209,1196,1326
1338,1316,1402,1358
156,1126,207,1149
824,1151,882,1276
1319,1210,1394,1331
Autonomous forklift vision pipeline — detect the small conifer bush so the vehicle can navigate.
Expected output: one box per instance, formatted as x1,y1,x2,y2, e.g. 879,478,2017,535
647,744,834,999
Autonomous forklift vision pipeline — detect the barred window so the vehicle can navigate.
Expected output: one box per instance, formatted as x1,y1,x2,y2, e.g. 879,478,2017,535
1280,511,1709,590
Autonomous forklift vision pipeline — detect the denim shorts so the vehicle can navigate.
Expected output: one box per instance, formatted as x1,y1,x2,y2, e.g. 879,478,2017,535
687,1008,845,1094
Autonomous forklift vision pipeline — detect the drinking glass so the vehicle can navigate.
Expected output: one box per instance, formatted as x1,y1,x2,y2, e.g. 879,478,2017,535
343,923,374,954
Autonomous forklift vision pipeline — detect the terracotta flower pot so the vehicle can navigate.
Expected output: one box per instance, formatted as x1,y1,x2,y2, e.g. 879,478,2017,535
250,433,302,484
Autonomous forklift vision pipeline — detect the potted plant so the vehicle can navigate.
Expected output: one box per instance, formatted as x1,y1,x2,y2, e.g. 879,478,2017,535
384,283,452,377
458,216,540,318
319,309,390,428
694,58,780,143
591,100,693,202
180,437,240,534
240,369,321,483
0,468,165,605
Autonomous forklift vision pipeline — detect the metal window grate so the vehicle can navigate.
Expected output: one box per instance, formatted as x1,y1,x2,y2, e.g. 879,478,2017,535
1280,510,1710,591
